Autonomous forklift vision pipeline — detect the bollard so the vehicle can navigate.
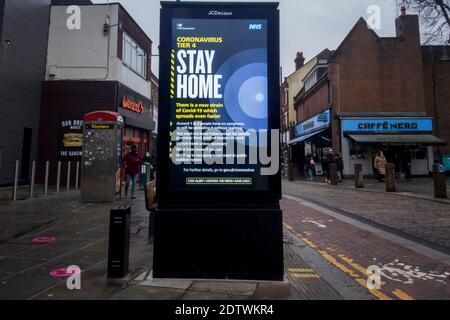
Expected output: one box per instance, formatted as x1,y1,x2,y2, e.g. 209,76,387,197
107,206,131,278
433,164,447,199
30,161,36,198
12,160,20,201
75,162,80,189
288,162,295,181
329,163,338,186
148,211,155,241
44,161,49,195
385,163,396,192
56,161,61,193
354,163,364,188
66,161,71,191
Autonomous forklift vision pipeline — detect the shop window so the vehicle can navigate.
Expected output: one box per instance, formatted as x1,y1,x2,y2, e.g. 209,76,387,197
349,140,366,159
122,32,147,79
410,147,427,160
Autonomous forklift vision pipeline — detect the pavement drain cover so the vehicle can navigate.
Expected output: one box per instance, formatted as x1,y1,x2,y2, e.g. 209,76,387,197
50,267,80,278
32,237,56,244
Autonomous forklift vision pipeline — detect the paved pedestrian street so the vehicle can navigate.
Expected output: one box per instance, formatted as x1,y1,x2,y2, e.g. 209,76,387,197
0,179,449,300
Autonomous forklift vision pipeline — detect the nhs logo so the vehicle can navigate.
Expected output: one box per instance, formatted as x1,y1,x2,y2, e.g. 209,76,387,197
249,24,262,30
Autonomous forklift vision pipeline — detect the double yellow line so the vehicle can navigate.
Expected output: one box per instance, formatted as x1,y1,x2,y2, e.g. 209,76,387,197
283,222,414,300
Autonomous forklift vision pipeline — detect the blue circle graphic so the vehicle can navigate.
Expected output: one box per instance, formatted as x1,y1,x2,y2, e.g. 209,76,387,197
210,49,268,132
238,76,268,119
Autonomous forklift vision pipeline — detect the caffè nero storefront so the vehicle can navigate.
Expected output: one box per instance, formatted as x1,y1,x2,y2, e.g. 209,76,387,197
340,116,446,177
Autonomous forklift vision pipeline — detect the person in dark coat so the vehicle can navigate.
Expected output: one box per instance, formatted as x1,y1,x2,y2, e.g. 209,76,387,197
402,149,412,180
335,153,344,182
123,144,142,199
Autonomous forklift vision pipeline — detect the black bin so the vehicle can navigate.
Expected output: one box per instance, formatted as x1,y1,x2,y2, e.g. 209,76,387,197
107,206,131,278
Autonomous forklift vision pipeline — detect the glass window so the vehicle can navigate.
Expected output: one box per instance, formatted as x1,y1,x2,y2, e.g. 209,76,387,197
122,32,147,78
349,140,366,159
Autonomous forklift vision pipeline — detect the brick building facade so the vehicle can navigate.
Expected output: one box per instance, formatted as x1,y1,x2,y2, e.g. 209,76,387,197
291,11,449,177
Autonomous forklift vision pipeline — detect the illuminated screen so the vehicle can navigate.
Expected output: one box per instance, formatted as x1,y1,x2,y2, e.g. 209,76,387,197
168,18,270,191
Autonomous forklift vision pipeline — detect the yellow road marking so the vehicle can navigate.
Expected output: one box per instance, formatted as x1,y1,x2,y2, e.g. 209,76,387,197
293,273,320,279
354,278,392,300
288,268,314,273
285,224,396,300
301,237,318,248
318,250,393,300
392,289,414,300
337,254,386,286
283,223,294,231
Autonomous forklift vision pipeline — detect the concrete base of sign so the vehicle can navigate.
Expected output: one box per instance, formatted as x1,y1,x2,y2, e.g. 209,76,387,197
152,208,284,281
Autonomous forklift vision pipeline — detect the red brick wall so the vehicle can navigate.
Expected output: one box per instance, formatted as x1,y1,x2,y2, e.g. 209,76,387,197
422,47,450,154
328,16,427,152
296,81,329,124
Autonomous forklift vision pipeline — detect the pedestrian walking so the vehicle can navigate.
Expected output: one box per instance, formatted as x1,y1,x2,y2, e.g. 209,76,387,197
336,153,344,182
323,154,332,184
374,151,387,182
305,154,315,181
123,144,142,199
401,149,412,180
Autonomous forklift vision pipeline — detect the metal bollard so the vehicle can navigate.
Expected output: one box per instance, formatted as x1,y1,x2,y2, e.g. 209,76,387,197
66,161,71,191
12,160,20,201
433,164,447,199
354,163,364,188
30,161,36,198
329,163,338,186
288,162,295,181
385,163,396,192
75,162,80,189
44,161,49,195
56,161,61,193
107,206,131,278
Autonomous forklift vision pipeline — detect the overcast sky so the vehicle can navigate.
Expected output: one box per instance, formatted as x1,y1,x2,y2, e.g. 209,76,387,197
92,0,401,77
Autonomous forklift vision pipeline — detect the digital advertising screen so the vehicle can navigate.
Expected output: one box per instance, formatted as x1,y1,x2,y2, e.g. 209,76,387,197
167,17,271,191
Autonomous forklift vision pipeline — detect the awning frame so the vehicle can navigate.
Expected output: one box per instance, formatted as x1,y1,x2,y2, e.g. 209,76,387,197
345,133,446,146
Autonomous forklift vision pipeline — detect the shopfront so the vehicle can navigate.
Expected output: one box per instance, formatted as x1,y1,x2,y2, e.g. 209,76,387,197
340,117,446,177
37,81,155,183
289,109,332,175
117,83,153,158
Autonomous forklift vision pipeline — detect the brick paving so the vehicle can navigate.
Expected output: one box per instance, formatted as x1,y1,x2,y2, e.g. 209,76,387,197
282,196,450,300
0,190,344,300
283,180,450,249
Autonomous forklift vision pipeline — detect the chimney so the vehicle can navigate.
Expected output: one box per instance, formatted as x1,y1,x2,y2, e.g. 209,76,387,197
395,8,420,45
295,52,305,70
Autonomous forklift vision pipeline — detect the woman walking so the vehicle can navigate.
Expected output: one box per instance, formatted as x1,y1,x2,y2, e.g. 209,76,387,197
374,151,387,182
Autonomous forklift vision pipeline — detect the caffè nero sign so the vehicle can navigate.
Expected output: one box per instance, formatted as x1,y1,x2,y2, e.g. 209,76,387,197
341,118,433,133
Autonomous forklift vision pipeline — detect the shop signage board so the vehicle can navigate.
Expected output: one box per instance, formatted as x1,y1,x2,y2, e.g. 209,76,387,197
155,1,283,281
117,83,154,131
295,109,331,137
342,118,433,133
57,118,83,160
